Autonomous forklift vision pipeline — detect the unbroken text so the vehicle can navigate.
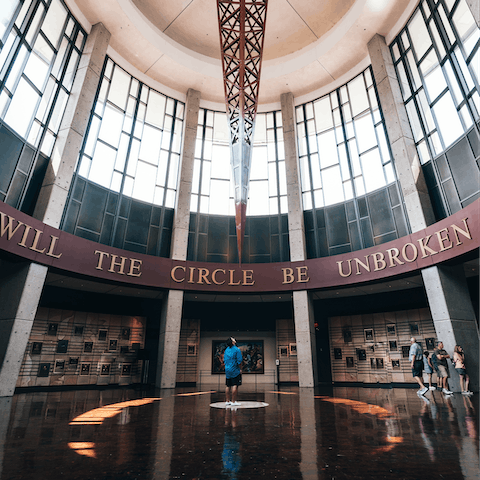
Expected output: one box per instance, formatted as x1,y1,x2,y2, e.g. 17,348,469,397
336,218,472,278
171,266,255,286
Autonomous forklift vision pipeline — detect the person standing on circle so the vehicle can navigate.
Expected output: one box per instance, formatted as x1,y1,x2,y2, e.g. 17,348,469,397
224,337,243,407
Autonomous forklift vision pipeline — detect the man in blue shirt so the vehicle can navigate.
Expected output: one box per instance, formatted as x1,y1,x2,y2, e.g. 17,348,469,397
409,337,428,396
224,337,243,406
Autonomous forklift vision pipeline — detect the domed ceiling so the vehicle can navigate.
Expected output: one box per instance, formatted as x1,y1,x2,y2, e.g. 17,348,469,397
67,0,416,106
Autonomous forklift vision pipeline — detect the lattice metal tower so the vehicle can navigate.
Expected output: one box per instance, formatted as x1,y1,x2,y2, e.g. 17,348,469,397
217,0,268,262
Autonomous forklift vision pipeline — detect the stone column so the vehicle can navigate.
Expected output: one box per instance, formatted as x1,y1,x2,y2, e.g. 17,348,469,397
0,23,111,397
466,1,480,27
368,34,479,391
33,23,111,227
281,92,318,387
156,89,200,389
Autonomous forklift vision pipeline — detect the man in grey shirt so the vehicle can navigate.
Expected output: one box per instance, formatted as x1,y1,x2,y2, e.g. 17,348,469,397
409,337,428,396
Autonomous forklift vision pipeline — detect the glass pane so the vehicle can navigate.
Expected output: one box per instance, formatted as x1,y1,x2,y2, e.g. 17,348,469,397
250,146,268,180
405,99,424,142
167,153,180,189
348,75,369,116
310,153,322,188
48,88,68,133
422,57,447,101
51,37,68,79
132,161,156,203
108,66,130,110
318,130,338,168
268,162,278,196
432,93,464,147
139,124,162,164
303,192,312,211
89,142,116,188
247,180,269,215
360,148,386,192
25,3,44,45
408,10,432,60
145,90,166,128
5,44,28,91
322,166,344,205
354,113,377,153
4,77,39,137
99,103,124,148
211,144,230,179
62,49,79,90
84,115,101,157
0,0,20,39
313,96,333,133
299,156,311,192
41,0,67,48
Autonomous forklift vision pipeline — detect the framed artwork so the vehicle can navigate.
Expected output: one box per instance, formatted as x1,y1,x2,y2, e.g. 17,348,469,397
357,349,366,361
31,342,42,355
187,344,196,356
370,358,376,369
56,340,68,354
121,328,131,340
54,360,65,373
334,348,342,359
346,357,354,368
212,340,264,374
47,323,58,336
69,357,79,365
279,346,288,356
37,363,50,377
121,364,131,376
109,339,118,351
343,328,352,343
120,346,129,354
402,346,410,358
376,358,384,369
84,342,93,353
392,359,400,369
74,326,84,336
369,345,375,352
98,330,108,341
425,338,435,350
409,324,419,334
289,343,297,356
100,364,110,375
364,329,374,342
389,340,397,352
80,364,90,376
387,325,396,335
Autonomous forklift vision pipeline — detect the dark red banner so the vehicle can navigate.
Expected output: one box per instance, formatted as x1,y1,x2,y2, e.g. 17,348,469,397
0,200,478,293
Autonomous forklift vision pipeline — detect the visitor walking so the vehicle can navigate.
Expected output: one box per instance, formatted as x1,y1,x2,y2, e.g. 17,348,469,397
224,337,243,407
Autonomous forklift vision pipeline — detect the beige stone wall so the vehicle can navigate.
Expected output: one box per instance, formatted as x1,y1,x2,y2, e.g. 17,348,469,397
329,308,437,385
17,307,146,388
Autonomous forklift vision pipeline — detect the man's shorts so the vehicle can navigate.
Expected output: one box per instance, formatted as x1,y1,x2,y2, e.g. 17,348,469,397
226,374,242,387
412,359,423,378
437,365,449,378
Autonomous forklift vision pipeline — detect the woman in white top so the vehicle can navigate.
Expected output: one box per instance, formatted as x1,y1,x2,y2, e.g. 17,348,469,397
452,345,472,395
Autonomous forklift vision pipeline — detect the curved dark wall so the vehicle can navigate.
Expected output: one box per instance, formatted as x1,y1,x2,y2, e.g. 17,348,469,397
423,124,480,221
304,181,409,258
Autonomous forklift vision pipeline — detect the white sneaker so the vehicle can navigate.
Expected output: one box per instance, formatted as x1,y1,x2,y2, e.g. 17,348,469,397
462,391,473,395
232,401,241,406
429,386,436,390
443,388,453,395
417,387,428,396
226,401,232,406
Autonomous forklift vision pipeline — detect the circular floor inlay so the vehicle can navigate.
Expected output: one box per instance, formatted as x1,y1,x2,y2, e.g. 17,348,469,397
210,401,269,409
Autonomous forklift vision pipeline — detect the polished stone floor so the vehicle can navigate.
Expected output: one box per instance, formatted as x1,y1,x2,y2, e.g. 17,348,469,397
0,385,478,480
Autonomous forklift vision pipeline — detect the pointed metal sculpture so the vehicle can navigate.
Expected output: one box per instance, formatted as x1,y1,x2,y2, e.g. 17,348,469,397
217,0,268,263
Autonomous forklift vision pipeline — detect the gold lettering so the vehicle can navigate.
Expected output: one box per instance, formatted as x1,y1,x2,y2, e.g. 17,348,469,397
127,258,142,277
337,260,352,278
188,267,196,284
29,229,46,254
17,224,32,248
451,218,471,246
0,213,24,240
171,265,185,283
282,268,295,284
95,250,109,270
417,235,438,258
354,256,370,275
108,254,126,275
228,269,241,286
197,268,211,284
296,266,309,283
372,252,387,271
46,235,62,258
212,269,226,285
401,243,418,263
243,270,255,286
386,248,404,267
435,228,453,252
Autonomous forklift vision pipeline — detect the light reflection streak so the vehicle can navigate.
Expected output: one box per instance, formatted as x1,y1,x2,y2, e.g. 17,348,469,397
68,442,96,458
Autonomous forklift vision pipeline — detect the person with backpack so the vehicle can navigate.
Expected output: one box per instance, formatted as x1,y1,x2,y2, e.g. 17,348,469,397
409,337,428,396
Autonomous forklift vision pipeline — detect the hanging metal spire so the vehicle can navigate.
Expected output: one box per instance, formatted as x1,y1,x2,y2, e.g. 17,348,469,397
217,0,268,263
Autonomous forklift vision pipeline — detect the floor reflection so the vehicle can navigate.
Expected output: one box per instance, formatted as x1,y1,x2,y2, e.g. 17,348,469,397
0,386,477,479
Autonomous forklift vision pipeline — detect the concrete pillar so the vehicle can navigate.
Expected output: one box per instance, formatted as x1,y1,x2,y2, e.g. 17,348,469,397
422,265,479,392
33,23,111,227
281,92,318,387
367,33,435,232
368,34,479,392
0,24,111,397
466,0,480,27
0,262,47,396
298,389,318,479
156,89,200,389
